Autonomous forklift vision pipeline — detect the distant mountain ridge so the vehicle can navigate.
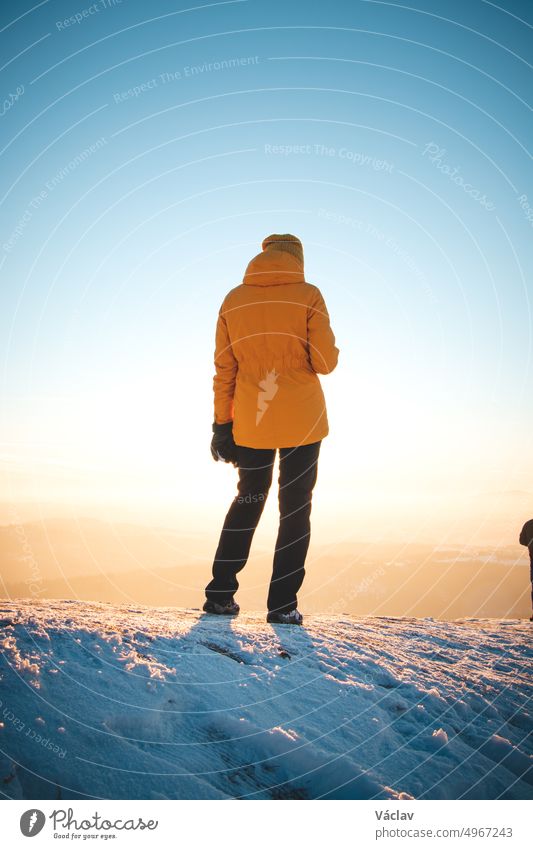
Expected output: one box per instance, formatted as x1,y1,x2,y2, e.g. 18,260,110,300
0,517,530,616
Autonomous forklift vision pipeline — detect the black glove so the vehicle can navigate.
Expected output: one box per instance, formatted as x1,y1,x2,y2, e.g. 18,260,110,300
210,421,239,466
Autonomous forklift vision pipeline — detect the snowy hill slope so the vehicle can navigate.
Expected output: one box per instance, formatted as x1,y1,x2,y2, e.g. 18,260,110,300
0,600,531,800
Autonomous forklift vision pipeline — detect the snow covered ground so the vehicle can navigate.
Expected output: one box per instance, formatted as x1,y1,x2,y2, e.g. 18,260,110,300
0,600,531,800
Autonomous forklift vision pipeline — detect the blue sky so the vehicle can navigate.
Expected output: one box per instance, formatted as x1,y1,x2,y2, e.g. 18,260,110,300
1,0,532,538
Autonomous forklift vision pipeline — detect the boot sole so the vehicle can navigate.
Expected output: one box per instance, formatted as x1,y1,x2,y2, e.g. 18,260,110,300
205,610,239,616
266,616,303,625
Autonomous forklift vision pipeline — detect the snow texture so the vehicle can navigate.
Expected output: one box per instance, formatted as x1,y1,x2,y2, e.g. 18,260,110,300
0,600,531,800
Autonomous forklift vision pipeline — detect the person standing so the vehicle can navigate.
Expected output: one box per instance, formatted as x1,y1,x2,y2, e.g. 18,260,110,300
204,234,339,624
519,518,533,621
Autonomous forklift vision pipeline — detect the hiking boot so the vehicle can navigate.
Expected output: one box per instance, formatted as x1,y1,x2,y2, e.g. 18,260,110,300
203,598,240,616
266,609,303,625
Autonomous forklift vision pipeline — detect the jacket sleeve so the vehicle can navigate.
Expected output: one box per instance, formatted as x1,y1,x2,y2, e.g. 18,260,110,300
307,286,339,375
519,520,533,546
213,299,238,424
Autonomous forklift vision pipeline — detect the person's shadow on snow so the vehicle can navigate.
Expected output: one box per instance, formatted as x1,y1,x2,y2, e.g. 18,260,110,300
179,612,398,800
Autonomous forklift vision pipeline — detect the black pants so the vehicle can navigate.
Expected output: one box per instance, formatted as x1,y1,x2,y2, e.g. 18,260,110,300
205,441,321,613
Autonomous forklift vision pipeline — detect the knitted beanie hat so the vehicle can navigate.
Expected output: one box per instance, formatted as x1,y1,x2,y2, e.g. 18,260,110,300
262,233,304,266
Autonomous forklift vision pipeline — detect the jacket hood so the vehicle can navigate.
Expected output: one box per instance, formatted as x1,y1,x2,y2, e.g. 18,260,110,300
243,249,305,286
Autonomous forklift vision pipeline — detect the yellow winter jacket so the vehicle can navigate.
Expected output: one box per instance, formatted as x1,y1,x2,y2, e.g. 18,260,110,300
213,241,339,449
